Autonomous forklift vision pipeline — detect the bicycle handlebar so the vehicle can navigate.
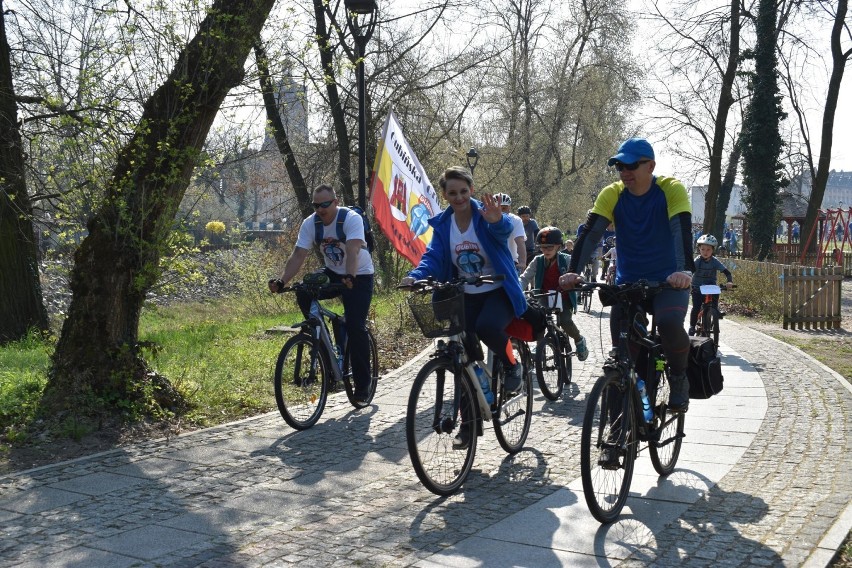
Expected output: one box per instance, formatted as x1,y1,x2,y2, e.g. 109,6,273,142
398,273,507,291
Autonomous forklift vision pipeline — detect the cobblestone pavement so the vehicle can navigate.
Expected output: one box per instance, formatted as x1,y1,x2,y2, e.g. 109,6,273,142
0,300,850,567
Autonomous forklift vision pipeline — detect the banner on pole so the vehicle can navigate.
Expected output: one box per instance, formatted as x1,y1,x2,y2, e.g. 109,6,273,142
370,110,441,266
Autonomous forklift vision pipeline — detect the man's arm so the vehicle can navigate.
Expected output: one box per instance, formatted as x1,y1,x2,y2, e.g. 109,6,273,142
568,213,610,273
344,238,364,277
515,236,526,267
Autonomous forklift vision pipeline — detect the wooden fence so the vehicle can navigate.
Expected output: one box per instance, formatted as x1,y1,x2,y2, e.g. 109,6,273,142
719,258,844,330
782,265,844,330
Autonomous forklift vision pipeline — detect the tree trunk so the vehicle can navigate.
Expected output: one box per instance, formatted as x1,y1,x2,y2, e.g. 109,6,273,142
45,0,276,414
713,137,742,239
800,0,848,253
254,40,311,218
0,2,49,344
313,0,355,205
702,0,741,238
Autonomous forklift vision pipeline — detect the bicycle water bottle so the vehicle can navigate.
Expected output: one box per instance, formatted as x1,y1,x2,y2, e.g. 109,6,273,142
474,364,494,404
637,378,653,422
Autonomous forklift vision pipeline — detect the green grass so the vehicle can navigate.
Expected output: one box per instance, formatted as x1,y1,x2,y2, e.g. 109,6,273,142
0,331,53,443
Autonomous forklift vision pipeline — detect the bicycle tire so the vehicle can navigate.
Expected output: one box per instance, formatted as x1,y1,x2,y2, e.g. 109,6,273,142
580,369,637,524
708,308,720,348
648,369,685,475
494,338,533,453
406,356,477,495
342,328,380,408
535,332,564,400
561,331,573,386
583,289,592,313
274,333,329,430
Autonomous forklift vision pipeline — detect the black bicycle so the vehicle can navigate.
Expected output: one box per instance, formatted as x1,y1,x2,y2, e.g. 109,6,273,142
272,273,379,430
579,263,594,312
525,290,573,400
578,280,686,523
403,275,533,495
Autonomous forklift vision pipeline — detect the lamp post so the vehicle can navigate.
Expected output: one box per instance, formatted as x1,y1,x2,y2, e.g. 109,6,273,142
345,0,378,210
466,147,479,178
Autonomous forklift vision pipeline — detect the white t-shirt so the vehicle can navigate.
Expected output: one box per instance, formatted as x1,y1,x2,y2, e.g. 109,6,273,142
507,213,526,263
295,210,375,275
449,217,500,293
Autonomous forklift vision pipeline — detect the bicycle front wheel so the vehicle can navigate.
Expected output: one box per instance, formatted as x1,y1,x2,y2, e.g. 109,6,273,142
494,338,533,453
648,370,685,475
580,370,637,524
406,357,477,496
535,332,564,401
274,333,329,430
342,328,380,408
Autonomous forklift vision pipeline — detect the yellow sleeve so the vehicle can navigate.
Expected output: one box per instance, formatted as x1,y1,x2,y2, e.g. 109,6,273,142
589,182,622,222
657,176,691,218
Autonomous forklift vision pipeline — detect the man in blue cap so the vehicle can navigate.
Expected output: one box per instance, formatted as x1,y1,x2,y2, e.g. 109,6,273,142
558,137,695,413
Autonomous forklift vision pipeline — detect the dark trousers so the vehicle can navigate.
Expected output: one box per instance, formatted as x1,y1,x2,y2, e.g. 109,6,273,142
609,287,690,374
296,268,374,395
463,287,516,366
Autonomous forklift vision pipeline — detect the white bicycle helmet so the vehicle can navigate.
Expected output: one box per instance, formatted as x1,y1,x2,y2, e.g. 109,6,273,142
696,234,718,248
494,193,512,206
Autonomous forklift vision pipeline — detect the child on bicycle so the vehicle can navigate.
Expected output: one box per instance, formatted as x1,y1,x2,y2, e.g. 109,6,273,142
601,236,617,283
519,227,589,361
689,234,734,335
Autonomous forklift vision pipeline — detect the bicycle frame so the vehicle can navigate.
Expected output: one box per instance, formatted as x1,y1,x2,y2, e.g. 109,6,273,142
432,331,496,421
293,297,345,384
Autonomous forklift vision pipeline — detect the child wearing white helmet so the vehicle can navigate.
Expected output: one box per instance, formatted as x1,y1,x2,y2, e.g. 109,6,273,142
689,234,734,335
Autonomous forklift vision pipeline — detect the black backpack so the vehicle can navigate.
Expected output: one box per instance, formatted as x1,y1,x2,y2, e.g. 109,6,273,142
314,206,375,253
686,336,724,399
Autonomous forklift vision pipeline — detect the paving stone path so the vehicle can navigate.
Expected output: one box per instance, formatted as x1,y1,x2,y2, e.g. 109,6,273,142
0,301,850,567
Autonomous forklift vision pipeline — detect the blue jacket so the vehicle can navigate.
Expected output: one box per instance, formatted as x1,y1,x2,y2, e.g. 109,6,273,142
407,199,528,318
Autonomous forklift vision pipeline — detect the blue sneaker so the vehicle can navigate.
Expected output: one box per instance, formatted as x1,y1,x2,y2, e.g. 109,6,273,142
504,363,524,393
575,336,589,361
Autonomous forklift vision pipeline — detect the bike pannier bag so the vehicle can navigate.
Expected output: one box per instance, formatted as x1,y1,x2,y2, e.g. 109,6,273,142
686,336,723,399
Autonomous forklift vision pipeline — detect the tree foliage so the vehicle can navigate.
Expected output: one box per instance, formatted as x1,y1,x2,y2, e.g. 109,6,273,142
740,0,786,260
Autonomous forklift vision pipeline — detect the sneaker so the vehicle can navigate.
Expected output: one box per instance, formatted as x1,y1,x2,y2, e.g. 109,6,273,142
452,429,471,450
353,392,370,405
668,372,690,412
503,362,524,393
575,336,589,362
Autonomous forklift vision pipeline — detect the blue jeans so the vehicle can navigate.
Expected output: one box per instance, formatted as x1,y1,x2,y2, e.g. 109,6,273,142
296,269,374,395
609,287,690,374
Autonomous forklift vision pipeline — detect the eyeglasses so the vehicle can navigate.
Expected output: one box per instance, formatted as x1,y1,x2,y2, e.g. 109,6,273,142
312,199,335,209
613,160,651,172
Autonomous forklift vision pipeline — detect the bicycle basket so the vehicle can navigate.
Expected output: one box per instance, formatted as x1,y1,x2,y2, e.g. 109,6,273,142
407,288,465,338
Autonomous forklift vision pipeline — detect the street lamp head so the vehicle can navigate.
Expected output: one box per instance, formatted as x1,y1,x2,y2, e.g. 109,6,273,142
466,147,479,170
345,0,378,15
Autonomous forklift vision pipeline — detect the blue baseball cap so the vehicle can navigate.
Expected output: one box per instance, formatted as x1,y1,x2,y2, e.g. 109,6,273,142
607,138,655,166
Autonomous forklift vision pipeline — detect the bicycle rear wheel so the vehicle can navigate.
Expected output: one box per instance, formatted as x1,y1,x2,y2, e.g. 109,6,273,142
406,357,477,496
580,370,637,524
342,328,380,408
648,369,685,476
494,338,533,453
535,332,564,400
274,333,329,430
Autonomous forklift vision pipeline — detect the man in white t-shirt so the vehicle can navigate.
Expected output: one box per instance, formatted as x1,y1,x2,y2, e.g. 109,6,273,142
494,193,526,272
267,184,375,403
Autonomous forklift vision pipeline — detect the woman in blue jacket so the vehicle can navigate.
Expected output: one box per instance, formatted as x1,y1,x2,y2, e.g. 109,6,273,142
402,166,527,396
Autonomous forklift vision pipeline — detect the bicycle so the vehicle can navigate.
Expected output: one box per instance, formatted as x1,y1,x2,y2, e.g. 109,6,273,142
577,280,686,523
694,283,736,349
578,263,594,312
525,289,573,400
402,275,533,495
272,272,379,430
604,259,616,286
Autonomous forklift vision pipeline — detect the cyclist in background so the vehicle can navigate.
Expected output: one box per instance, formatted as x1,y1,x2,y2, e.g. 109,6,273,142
495,193,527,272
268,184,375,404
689,234,734,336
558,137,695,412
601,236,617,282
519,226,589,361
401,166,528,397
518,205,540,268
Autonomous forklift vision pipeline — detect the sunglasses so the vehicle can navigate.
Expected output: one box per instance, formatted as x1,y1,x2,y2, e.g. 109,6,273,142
312,199,335,209
614,160,651,172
